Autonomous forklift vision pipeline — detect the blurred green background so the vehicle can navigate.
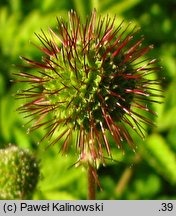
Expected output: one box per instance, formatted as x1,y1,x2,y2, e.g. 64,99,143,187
0,0,176,199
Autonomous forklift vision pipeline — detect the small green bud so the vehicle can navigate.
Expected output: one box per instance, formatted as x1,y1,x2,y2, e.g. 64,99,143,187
0,145,39,199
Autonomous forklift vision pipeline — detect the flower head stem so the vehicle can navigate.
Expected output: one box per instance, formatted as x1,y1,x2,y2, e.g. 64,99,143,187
88,164,96,200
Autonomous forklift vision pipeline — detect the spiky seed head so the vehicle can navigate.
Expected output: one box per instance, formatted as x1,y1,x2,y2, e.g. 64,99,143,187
15,9,162,168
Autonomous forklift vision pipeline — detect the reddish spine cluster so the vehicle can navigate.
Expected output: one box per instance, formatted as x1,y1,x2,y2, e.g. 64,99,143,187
15,10,162,167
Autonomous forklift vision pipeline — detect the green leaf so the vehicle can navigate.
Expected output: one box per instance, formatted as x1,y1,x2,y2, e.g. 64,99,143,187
35,190,77,200
13,127,31,149
38,150,86,192
167,127,176,151
72,0,92,20
100,0,141,14
144,134,176,184
0,74,5,96
158,107,176,131
0,96,15,142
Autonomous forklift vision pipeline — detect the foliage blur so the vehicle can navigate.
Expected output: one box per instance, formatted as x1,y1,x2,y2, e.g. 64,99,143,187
0,0,176,199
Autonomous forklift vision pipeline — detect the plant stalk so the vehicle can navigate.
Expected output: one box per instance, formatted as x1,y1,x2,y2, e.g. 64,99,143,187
88,163,96,200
